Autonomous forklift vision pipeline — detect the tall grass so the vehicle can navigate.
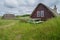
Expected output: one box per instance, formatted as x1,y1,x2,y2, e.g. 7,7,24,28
0,20,15,26
21,17,60,40
0,17,60,40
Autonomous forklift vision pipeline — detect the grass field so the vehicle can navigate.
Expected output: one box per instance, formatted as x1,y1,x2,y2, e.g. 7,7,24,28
0,17,60,40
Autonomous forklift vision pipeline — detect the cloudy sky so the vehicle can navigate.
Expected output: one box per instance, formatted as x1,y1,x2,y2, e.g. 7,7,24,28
0,0,60,16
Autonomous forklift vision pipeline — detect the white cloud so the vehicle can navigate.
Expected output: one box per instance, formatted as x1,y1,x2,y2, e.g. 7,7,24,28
17,0,36,6
25,0,36,5
0,0,60,16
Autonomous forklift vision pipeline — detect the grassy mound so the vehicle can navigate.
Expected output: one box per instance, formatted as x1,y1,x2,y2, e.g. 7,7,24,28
0,17,60,40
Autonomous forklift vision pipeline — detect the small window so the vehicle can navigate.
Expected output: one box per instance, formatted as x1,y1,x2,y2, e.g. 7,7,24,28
41,10,44,17
37,10,44,17
37,11,41,17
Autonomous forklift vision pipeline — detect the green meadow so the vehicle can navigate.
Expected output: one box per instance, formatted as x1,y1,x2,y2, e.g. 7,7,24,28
0,16,60,40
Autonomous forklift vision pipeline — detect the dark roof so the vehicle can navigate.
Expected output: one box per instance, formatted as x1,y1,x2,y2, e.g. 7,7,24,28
38,3,58,16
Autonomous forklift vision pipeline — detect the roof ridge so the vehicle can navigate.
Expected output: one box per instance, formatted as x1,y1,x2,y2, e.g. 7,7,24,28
38,3,58,16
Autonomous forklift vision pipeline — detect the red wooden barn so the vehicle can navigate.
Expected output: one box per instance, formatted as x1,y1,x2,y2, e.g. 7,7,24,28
30,3,58,21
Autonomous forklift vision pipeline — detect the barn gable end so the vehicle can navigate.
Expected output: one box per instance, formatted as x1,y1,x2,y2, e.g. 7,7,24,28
30,3,58,21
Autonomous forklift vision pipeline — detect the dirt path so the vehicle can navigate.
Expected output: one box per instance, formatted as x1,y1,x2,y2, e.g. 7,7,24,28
0,22,16,28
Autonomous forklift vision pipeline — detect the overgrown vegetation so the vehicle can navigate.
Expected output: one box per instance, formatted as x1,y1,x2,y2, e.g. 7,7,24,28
20,14,30,17
0,17,60,40
16,14,30,19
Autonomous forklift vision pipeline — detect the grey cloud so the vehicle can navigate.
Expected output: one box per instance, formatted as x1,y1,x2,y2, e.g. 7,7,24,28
4,0,19,8
0,0,60,16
